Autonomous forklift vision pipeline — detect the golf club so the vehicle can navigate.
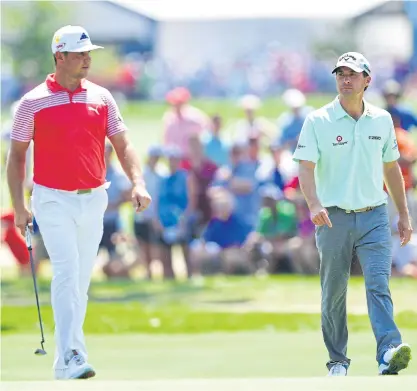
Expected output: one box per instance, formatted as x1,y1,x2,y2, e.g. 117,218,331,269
25,224,47,356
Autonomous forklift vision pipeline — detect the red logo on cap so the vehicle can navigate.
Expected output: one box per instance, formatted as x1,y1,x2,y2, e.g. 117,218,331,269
336,136,343,142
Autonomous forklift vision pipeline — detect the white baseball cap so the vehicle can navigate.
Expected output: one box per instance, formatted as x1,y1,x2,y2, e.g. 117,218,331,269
239,94,262,110
332,52,371,75
282,89,306,108
51,25,103,54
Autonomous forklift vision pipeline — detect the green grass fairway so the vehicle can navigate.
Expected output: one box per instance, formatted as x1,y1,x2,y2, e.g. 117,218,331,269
1,276,416,384
2,276,417,334
1,332,416,382
2,377,417,391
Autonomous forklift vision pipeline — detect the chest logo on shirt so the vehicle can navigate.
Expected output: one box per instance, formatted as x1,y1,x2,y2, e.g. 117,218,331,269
333,135,348,146
368,136,381,140
88,106,99,115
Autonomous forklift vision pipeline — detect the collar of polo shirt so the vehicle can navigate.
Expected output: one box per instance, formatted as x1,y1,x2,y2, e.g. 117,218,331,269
333,97,374,120
45,74,88,93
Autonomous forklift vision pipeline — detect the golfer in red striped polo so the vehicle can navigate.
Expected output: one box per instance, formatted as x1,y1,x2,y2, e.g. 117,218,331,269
6,25,151,380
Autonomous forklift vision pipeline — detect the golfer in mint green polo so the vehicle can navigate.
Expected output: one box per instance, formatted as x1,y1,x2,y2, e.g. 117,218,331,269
293,52,413,377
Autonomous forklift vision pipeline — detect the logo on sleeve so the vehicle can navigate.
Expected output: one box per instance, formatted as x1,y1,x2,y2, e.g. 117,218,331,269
333,135,348,146
297,144,306,149
368,136,381,140
392,139,398,150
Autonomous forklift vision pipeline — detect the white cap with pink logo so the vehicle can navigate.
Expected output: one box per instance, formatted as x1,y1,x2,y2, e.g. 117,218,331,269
51,25,103,54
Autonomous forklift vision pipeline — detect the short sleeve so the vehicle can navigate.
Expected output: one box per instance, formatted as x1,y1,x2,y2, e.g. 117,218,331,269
10,98,34,142
383,117,400,163
105,91,128,138
292,116,319,163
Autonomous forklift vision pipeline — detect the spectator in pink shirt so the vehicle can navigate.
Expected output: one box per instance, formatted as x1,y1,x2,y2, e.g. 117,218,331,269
163,87,209,159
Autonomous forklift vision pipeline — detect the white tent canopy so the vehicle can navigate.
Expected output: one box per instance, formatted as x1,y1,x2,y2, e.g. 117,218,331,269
109,0,388,21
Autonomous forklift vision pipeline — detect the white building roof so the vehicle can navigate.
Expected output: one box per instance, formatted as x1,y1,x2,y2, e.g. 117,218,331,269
109,0,388,21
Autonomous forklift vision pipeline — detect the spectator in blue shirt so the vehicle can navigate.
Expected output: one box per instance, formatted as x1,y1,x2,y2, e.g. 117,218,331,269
382,79,417,132
133,145,165,280
277,89,312,151
100,143,132,279
157,146,191,279
256,140,286,191
190,188,254,275
201,114,229,167
212,141,261,229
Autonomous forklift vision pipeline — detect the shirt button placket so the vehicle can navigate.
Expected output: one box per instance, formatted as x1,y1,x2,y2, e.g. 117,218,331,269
353,118,360,146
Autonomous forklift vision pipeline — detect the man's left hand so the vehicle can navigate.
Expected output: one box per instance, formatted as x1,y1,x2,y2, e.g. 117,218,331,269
398,214,413,246
132,184,152,213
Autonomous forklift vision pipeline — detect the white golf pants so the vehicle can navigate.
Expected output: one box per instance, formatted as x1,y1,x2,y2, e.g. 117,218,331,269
31,183,108,370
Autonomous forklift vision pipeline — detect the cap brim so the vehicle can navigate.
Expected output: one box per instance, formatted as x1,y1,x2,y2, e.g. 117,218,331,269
73,45,104,53
53,44,104,54
70,44,104,52
332,62,363,74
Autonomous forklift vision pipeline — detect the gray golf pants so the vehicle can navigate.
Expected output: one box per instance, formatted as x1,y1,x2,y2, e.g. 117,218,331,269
315,204,402,368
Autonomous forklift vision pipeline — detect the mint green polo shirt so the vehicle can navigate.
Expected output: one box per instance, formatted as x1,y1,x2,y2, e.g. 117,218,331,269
293,97,400,210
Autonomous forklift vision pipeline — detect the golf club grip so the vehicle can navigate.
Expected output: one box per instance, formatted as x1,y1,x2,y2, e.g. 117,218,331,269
25,225,32,249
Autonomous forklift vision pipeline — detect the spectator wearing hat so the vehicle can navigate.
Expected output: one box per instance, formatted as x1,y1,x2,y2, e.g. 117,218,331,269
231,94,275,144
382,79,417,132
163,87,210,159
201,114,229,167
157,146,192,279
386,110,417,215
384,110,417,279
255,140,286,191
277,89,313,152
133,145,165,280
213,140,261,229
181,135,218,234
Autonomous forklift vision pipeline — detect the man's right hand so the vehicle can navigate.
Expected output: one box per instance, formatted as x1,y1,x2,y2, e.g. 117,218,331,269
310,204,332,228
14,207,33,236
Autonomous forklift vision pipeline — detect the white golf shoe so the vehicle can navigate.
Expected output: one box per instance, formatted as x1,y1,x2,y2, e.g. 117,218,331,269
379,343,412,375
327,362,348,376
66,350,96,379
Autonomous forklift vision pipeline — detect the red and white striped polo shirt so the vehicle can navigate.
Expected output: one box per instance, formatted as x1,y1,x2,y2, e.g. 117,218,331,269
11,74,127,191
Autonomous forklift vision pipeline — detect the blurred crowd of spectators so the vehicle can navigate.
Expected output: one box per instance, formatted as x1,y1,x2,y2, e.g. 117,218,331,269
99,80,417,280
111,48,416,101
2,80,417,281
